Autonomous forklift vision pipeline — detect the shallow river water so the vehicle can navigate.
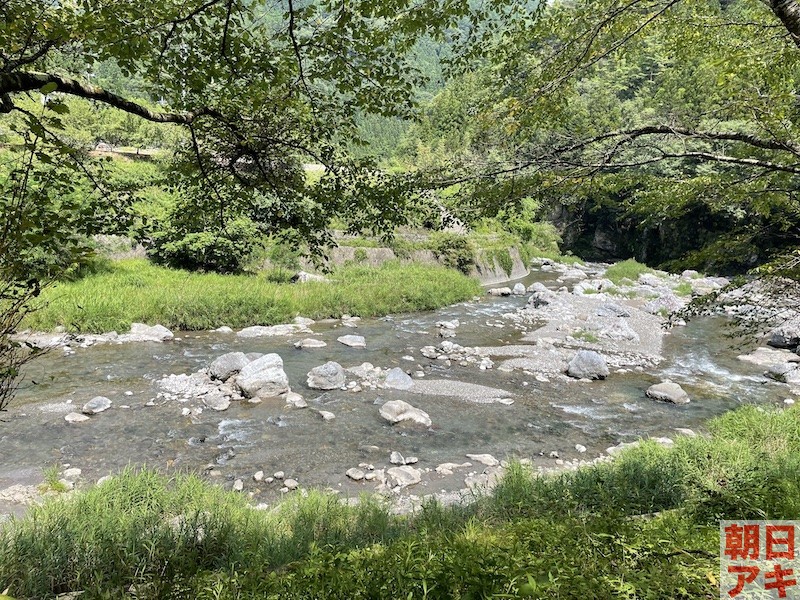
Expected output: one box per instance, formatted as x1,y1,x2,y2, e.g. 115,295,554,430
0,270,790,513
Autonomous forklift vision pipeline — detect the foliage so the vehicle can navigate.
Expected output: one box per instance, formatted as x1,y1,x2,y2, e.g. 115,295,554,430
24,259,481,333
427,232,475,274
401,0,800,275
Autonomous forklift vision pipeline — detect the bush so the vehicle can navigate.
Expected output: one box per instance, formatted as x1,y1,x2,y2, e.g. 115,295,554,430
428,232,475,274
149,217,262,274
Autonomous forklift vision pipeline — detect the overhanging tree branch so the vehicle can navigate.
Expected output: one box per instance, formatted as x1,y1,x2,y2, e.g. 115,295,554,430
0,71,221,124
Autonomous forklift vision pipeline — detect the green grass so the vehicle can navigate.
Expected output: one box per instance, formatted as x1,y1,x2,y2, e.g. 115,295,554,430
572,329,600,343
24,259,481,333
2,404,799,598
604,258,655,285
674,280,693,297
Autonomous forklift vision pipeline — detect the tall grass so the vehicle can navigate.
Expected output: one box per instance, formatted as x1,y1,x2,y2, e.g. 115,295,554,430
2,405,800,598
24,259,482,333
604,258,654,284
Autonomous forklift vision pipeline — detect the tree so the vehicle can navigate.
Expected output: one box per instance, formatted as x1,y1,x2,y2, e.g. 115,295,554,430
413,0,800,272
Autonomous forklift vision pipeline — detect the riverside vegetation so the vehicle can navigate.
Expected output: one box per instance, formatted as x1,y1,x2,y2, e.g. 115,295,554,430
2,403,798,598
23,259,482,333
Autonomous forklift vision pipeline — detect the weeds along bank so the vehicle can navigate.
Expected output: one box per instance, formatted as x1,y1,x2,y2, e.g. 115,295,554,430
2,403,798,598
23,259,482,334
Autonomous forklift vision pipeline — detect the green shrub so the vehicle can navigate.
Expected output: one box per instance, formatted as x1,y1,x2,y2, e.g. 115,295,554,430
429,232,475,274
149,217,262,274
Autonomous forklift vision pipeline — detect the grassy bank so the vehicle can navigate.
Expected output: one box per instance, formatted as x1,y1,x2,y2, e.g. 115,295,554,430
2,404,799,598
24,259,482,333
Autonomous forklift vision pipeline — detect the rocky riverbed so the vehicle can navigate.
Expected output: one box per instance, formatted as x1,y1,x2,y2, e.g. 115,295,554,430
2,260,799,518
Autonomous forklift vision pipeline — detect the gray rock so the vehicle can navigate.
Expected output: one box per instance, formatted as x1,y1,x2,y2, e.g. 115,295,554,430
294,338,327,349
512,283,526,295
738,347,800,367
488,287,512,297
595,303,631,318
62,467,82,480
390,451,406,465
211,326,234,334
65,412,90,423
465,453,499,467
387,466,422,488
567,350,609,380
126,323,174,342
253,471,264,481
379,400,431,427
646,381,690,404
203,392,231,411
236,353,290,399
209,352,250,381
643,293,684,316
307,361,346,389
233,479,244,492
81,396,112,415
346,468,365,481
383,367,414,391
285,391,307,408
284,478,299,490
767,320,800,349
337,334,366,348
318,410,336,421
237,324,309,338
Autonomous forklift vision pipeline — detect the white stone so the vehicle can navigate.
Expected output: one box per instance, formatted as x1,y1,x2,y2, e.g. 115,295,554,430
387,466,422,488
379,400,431,427
346,468,365,481
383,367,414,391
646,381,690,404
337,334,366,348
284,478,299,490
294,338,327,349
465,453,500,467
81,396,112,415
65,412,90,423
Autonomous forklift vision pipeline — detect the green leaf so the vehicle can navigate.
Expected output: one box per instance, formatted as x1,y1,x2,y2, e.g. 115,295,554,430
39,82,58,94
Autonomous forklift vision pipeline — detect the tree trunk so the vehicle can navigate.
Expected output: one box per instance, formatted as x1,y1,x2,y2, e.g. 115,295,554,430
768,0,800,47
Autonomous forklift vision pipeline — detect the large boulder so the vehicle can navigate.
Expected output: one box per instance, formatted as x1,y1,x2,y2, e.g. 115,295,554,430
236,353,289,399
767,320,800,350
379,400,431,427
567,350,609,380
383,367,414,391
646,381,690,404
209,352,250,381
307,361,346,389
